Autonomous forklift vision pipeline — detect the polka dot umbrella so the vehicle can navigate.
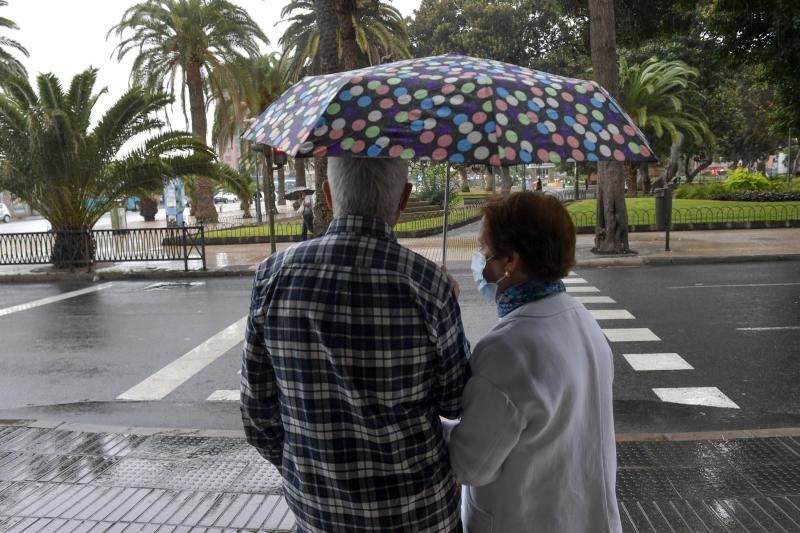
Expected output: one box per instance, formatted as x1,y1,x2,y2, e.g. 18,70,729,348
242,53,656,166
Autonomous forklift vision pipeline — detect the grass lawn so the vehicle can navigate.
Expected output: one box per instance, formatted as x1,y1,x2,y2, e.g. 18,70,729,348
567,198,800,227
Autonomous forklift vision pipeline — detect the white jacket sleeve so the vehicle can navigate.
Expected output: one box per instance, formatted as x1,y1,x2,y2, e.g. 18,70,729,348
447,375,524,487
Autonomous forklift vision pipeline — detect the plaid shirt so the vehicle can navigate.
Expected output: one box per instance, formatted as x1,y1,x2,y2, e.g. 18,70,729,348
241,215,470,533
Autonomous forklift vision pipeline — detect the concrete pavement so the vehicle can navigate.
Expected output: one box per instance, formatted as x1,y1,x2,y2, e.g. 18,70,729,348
1,226,799,531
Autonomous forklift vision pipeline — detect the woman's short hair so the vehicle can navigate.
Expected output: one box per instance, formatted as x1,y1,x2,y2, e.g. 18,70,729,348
327,157,409,222
482,191,576,281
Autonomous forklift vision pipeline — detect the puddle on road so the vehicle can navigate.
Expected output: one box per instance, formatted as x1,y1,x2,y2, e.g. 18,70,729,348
142,281,206,291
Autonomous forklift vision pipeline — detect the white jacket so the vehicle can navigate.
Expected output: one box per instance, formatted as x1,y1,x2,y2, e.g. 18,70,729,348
446,292,621,533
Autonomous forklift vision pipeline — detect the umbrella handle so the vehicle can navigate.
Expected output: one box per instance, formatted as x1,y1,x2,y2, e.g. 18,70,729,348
441,164,450,267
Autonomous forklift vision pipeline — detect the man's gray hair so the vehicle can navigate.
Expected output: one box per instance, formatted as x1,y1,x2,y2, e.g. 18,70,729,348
327,157,410,222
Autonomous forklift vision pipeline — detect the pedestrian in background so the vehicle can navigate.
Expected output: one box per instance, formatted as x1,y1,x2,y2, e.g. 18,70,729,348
535,176,543,191
241,156,471,533
301,192,314,240
446,191,621,533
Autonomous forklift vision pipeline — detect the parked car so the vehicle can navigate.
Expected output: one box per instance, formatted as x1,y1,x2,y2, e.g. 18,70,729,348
213,192,239,204
0,202,11,223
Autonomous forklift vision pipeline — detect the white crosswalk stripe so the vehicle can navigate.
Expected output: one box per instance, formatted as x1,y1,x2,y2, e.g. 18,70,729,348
623,353,694,371
0,283,113,317
653,387,739,409
602,328,660,342
565,286,600,293
590,309,635,320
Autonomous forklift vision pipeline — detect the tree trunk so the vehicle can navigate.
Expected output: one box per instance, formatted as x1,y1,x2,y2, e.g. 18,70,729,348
485,167,496,192
312,0,340,235
458,166,470,192
654,136,684,189
589,0,629,253
295,157,307,187
685,158,711,184
335,0,359,70
638,163,651,193
51,226,94,269
139,196,159,221
500,166,512,195
277,166,286,206
186,63,217,223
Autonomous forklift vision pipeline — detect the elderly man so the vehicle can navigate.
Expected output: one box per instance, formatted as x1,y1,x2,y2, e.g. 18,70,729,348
241,157,471,533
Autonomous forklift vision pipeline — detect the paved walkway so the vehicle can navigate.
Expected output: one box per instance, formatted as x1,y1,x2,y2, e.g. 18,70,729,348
1,226,799,531
1,422,800,532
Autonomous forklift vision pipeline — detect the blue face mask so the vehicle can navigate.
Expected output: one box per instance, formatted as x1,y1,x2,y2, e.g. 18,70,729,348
471,250,498,301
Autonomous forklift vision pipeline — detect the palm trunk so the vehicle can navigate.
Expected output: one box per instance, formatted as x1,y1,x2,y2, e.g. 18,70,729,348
335,0,359,70
485,167,496,192
277,166,286,206
51,225,95,269
139,196,159,221
458,166,470,192
312,0,340,235
186,63,218,223
589,0,629,253
295,157,307,187
500,166,512,195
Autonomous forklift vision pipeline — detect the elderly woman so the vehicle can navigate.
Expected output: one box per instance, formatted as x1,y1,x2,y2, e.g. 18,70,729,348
445,191,621,533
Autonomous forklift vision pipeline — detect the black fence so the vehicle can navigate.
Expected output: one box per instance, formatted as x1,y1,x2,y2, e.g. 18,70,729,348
570,204,800,231
0,226,206,271
201,205,486,243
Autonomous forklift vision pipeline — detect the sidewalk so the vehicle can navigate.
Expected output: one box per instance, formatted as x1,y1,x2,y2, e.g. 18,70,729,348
1,421,800,532
2,226,799,281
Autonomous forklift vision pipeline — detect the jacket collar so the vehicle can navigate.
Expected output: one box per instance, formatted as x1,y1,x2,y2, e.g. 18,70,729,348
326,215,397,242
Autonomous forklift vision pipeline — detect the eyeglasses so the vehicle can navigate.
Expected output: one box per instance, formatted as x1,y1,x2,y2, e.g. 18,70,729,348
477,246,500,262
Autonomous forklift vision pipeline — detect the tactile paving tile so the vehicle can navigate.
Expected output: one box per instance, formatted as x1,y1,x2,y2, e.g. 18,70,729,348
40,455,118,484
187,438,260,461
157,460,249,492
0,428,49,453
228,459,285,495
643,439,726,467
739,464,800,496
616,469,679,501
128,435,211,460
93,458,177,488
713,437,800,467
667,466,759,499
616,442,654,468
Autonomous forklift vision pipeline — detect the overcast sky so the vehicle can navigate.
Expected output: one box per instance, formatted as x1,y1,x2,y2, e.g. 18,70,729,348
3,0,422,131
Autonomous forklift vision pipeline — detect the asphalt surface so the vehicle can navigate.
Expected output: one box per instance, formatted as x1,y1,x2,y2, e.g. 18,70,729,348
1,261,798,435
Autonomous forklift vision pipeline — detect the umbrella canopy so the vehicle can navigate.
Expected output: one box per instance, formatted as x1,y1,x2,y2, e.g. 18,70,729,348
242,53,656,166
285,186,315,201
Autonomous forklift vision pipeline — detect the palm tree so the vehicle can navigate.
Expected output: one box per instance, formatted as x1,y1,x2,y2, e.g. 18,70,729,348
212,52,293,213
588,0,629,254
0,68,219,267
618,57,711,191
108,0,269,223
280,0,411,80
0,0,28,79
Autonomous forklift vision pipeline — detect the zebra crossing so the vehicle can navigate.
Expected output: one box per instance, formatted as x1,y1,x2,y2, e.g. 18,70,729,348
566,271,740,410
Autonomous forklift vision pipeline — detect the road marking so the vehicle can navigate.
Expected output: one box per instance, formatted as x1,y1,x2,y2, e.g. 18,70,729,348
669,283,800,289
561,277,587,284
207,390,240,401
590,309,635,320
573,296,616,304
653,387,740,409
565,286,600,293
0,283,113,317
736,326,800,331
603,328,660,342
624,353,694,371
117,317,247,401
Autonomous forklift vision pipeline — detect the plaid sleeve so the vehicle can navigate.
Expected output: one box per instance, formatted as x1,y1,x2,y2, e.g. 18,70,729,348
240,273,284,469
434,286,471,419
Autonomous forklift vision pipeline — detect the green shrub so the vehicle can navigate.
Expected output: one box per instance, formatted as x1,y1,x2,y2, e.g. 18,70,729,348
673,182,726,199
723,168,770,192
414,164,460,208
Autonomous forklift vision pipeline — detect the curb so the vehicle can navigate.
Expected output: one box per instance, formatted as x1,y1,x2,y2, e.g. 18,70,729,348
1,253,798,283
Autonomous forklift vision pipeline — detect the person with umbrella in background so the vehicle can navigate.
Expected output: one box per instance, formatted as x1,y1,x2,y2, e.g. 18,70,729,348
241,155,471,532
300,191,314,240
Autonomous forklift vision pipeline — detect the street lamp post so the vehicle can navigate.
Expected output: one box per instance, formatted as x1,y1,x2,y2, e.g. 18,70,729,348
788,128,793,184
243,118,263,224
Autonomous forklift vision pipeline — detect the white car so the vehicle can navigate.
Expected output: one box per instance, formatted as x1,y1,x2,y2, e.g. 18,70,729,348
0,202,11,223
213,192,239,204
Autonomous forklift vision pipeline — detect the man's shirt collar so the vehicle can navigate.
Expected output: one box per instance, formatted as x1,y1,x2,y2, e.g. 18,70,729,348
325,214,397,243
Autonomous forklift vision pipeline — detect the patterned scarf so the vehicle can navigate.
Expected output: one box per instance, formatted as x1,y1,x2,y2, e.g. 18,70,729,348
496,279,566,318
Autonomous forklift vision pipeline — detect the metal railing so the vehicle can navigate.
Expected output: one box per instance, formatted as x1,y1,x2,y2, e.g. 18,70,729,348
202,205,486,241
0,226,206,271
569,204,800,229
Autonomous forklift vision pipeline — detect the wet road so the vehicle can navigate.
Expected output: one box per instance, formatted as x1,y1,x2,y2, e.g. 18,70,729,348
0,260,798,434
